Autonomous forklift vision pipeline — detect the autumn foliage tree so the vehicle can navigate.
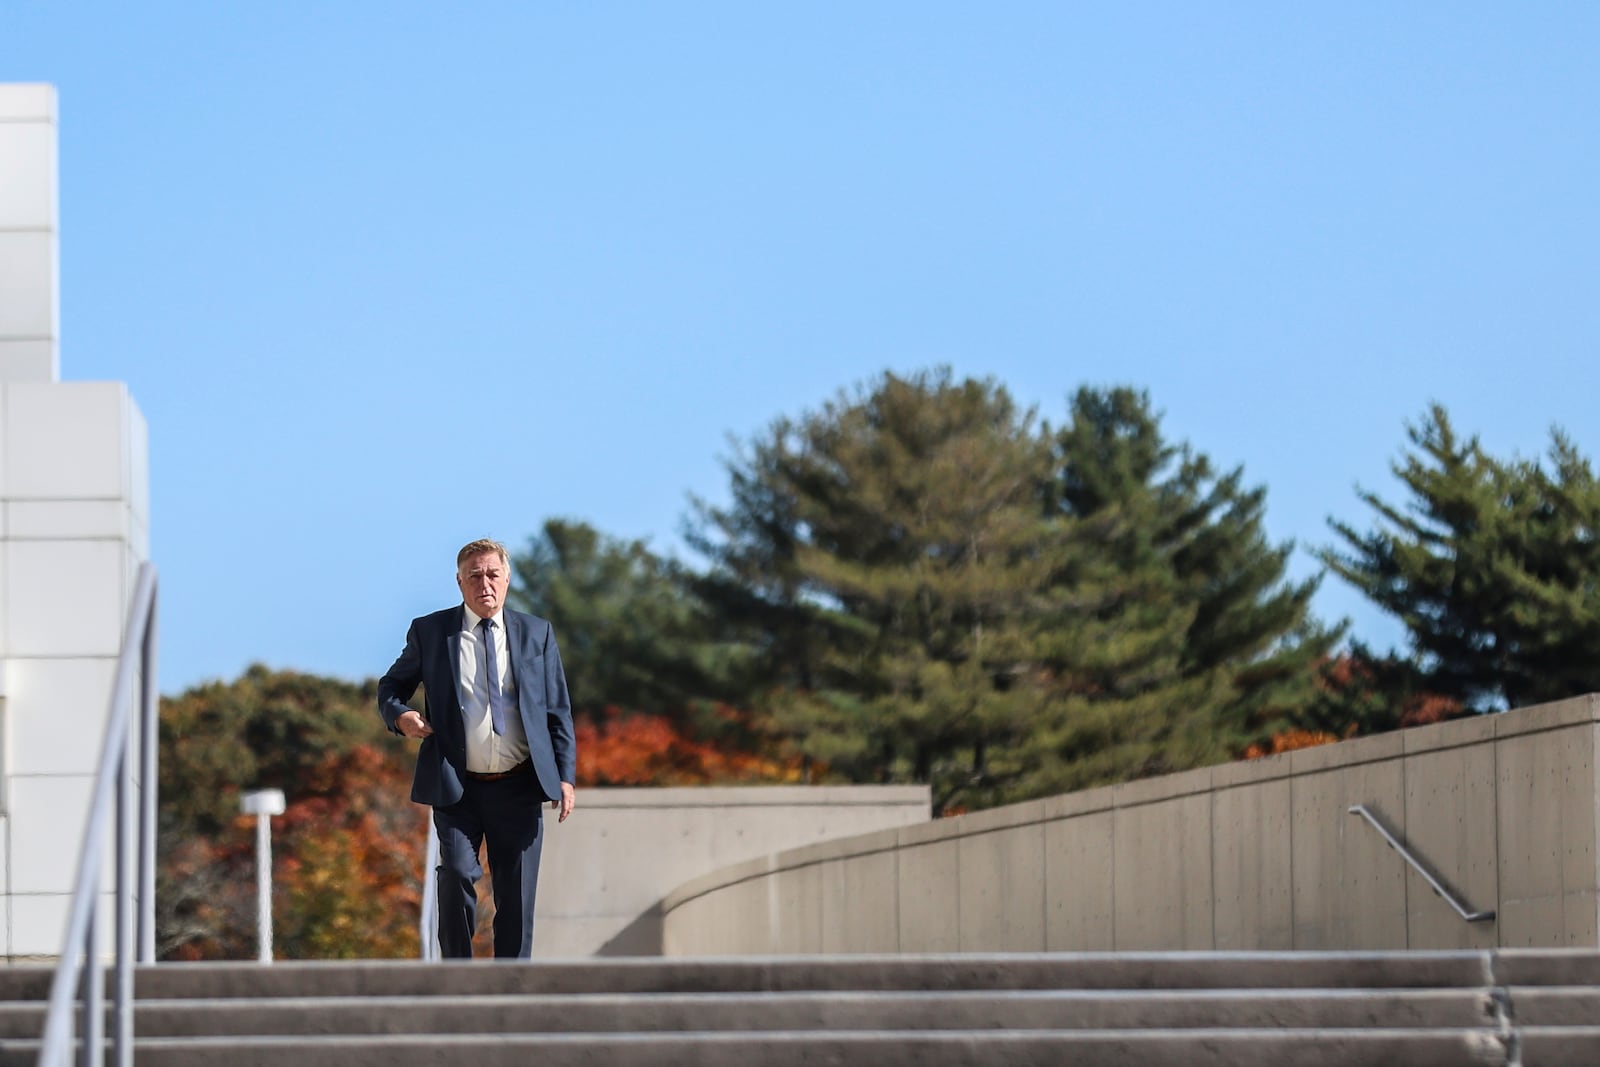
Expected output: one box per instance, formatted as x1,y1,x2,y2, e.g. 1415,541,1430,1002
158,666,426,960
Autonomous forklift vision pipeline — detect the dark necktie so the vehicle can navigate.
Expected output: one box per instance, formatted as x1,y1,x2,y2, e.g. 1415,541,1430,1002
478,617,509,736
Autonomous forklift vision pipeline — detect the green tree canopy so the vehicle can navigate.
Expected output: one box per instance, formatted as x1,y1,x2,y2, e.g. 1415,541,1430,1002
1024,386,1337,794
694,371,1056,805
509,518,723,717
1322,404,1600,711
691,369,1333,810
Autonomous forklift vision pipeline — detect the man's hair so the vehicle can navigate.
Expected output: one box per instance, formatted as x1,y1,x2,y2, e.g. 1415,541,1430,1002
456,538,510,573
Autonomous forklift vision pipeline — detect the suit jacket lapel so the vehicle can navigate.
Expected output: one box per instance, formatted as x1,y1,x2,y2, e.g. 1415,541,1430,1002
505,612,524,686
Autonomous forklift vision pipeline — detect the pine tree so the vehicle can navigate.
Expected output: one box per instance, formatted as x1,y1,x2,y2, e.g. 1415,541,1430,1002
692,371,1333,810
1322,405,1600,710
510,518,726,717
1012,387,1335,795
685,422,823,700
694,370,1057,810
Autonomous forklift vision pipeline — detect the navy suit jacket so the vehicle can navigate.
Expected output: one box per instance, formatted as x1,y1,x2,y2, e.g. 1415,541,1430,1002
377,606,577,808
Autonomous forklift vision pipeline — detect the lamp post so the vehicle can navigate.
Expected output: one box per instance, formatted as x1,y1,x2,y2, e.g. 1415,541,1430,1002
240,789,286,963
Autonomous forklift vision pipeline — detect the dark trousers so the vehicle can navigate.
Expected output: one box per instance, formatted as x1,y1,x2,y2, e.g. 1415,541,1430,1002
432,770,545,959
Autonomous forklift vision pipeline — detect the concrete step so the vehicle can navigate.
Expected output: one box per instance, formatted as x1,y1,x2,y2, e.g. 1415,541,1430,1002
12,951,1600,1067
0,1027,1514,1067
0,987,1502,1039
1494,950,1600,985
1519,1026,1600,1067
1508,986,1600,1026
6,949,1588,1002
119,951,1505,999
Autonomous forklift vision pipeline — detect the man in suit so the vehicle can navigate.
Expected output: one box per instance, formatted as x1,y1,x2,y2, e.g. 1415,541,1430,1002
378,538,577,959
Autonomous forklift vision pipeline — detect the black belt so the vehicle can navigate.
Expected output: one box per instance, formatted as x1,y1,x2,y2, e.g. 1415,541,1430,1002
465,759,531,782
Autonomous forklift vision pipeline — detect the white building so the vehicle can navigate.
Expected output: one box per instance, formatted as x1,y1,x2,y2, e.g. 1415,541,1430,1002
1,83,150,959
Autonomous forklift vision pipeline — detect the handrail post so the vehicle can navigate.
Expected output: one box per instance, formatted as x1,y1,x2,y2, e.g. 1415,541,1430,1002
79,912,101,1067
36,564,158,1067
138,586,159,963
114,721,134,1066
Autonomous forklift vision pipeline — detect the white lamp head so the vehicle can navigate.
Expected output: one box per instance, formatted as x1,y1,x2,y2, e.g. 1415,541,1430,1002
240,788,286,816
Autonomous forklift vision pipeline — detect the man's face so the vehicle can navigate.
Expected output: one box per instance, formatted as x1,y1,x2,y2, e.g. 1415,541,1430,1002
457,551,510,619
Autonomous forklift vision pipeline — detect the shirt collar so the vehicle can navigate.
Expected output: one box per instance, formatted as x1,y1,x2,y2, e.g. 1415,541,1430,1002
462,604,505,632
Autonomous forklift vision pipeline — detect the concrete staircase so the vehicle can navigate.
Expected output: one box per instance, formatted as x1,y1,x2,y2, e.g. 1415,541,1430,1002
3,951,1598,1066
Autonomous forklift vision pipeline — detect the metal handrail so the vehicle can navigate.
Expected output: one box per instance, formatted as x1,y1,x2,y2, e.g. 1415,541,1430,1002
1348,803,1494,923
37,563,159,1067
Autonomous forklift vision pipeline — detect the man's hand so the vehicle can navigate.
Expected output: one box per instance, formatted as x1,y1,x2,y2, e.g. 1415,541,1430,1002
396,709,433,739
553,782,575,822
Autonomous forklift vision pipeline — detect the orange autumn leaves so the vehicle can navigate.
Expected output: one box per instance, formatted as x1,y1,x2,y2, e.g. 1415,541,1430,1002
577,705,807,786
1241,654,1465,761
162,740,428,961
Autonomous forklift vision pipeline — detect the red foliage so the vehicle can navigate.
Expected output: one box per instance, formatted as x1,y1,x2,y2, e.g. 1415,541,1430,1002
162,742,429,961
1242,728,1341,760
1319,653,1465,731
270,743,429,958
1397,692,1461,728
576,705,805,786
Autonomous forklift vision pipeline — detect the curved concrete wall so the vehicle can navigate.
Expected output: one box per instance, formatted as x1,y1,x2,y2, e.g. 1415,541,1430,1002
661,694,1600,955
535,785,929,957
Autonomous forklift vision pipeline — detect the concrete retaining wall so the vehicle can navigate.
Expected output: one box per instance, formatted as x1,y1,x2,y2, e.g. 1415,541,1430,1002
661,694,1600,954
533,785,929,957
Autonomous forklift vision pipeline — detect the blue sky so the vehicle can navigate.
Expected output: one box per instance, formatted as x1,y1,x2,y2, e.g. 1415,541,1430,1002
6,3,1598,694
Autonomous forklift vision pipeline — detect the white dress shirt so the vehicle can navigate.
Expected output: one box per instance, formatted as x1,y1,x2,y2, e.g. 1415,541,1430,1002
459,605,531,773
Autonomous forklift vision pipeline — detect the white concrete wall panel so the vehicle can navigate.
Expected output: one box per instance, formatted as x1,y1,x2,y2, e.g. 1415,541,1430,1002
0,122,56,229
0,342,56,385
11,892,115,958
0,85,55,123
4,538,127,658
8,773,104,894
0,82,149,961
7,657,118,776
0,821,9,957
0,232,56,340
0,83,58,389
6,500,129,541
3,382,131,500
